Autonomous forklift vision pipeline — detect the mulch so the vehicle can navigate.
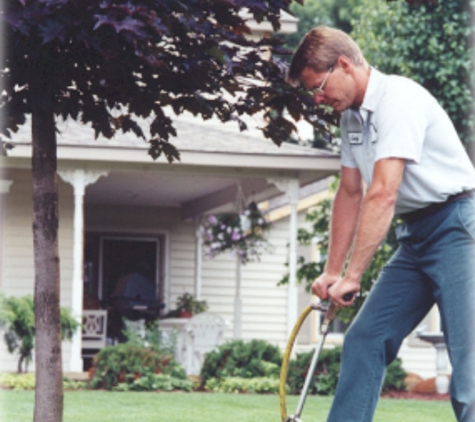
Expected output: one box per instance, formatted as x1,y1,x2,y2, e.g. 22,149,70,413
381,391,450,401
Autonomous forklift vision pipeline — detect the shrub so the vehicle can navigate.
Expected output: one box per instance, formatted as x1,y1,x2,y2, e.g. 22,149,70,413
89,317,190,392
113,373,193,392
382,358,407,392
62,378,88,390
201,341,407,396
0,373,87,390
200,339,282,384
89,343,187,390
0,292,80,373
0,372,36,390
287,347,342,395
205,376,281,394
286,348,407,396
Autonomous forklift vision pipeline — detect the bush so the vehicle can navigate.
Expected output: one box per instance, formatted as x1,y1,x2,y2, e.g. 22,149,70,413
114,373,193,392
62,377,88,390
205,376,281,394
0,373,87,390
0,372,36,390
287,347,342,395
0,292,80,373
201,340,407,396
383,358,407,393
286,348,407,396
89,318,190,392
200,339,282,384
89,343,187,390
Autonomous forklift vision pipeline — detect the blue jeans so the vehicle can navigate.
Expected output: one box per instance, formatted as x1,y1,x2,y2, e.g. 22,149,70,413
327,196,475,422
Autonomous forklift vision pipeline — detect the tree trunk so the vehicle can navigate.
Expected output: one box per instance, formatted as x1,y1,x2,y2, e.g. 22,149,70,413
18,354,24,374
470,2,475,165
31,80,63,422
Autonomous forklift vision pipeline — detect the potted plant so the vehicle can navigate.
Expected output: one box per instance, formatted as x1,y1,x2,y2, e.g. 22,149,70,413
202,201,271,264
176,293,208,318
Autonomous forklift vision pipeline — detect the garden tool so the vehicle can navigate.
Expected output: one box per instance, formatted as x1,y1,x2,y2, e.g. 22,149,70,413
279,293,353,422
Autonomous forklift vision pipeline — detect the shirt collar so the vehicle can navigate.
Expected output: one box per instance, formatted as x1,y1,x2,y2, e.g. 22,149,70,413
360,67,386,114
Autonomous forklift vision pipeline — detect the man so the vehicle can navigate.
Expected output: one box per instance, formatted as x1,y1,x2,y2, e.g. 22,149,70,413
288,27,475,422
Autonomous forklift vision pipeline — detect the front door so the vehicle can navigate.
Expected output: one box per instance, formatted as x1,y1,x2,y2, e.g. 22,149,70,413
84,233,166,341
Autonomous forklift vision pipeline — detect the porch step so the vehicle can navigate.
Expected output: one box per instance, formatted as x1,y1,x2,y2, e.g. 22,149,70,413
64,372,90,381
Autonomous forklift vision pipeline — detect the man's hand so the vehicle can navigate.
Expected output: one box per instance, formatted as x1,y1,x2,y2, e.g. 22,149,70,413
311,272,340,301
328,277,360,307
312,273,359,306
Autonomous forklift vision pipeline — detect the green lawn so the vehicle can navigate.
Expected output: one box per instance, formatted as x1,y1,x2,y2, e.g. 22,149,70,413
0,390,455,422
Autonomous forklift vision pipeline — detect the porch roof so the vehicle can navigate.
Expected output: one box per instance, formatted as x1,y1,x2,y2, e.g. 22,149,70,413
2,115,340,219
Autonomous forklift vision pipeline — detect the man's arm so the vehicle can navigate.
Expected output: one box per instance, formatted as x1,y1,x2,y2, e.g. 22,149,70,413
312,166,364,300
328,157,406,306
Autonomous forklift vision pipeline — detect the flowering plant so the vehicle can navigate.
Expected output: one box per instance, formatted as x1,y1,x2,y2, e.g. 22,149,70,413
202,202,271,264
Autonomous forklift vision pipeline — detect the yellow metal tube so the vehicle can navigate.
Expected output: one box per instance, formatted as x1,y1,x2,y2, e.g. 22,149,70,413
279,304,313,422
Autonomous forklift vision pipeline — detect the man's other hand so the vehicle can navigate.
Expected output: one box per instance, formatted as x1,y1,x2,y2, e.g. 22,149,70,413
312,272,341,300
328,277,360,307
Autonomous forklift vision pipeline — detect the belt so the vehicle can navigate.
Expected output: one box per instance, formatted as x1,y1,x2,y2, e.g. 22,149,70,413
399,189,475,224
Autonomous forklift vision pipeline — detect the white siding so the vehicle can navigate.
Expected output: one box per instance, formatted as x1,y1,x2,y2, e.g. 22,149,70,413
163,211,301,346
2,169,74,301
169,222,196,306
1,168,75,372
398,340,439,379
0,173,443,380
0,169,315,371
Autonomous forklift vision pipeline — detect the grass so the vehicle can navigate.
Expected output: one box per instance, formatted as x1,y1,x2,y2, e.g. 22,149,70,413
0,390,455,422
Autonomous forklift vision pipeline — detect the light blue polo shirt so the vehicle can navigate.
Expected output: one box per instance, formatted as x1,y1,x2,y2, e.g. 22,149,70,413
340,68,475,214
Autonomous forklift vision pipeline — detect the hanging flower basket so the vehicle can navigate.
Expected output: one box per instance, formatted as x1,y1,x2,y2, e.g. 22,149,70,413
202,202,271,264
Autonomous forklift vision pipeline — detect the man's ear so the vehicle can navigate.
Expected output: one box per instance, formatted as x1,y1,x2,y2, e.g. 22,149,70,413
338,56,353,74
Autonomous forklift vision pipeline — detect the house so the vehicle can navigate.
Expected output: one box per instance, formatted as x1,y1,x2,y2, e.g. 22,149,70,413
0,112,446,382
0,110,341,372
0,10,444,384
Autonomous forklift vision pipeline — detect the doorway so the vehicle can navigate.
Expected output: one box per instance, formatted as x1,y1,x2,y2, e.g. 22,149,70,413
84,233,166,340
100,237,160,301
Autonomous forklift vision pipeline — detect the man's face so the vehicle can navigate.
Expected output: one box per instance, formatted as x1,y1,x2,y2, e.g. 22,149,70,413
300,64,358,113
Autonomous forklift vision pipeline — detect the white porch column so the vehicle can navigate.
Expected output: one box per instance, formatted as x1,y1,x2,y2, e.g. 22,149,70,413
268,177,300,337
0,180,14,286
59,169,108,372
0,180,14,193
234,258,242,339
233,186,245,340
194,216,203,300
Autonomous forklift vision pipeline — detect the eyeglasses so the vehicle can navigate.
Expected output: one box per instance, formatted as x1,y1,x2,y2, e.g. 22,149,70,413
309,66,334,96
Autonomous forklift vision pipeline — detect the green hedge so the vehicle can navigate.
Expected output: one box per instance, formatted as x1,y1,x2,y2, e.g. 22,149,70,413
200,339,282,384
89,343,187,390
205,376,281,394
287,347,342,395
201,340,407,396
0,292,80,373
114,373,193,392
0,373,87,390
287,347,407,395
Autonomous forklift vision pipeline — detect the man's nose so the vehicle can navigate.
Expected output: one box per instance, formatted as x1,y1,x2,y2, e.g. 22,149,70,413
313,93,326,104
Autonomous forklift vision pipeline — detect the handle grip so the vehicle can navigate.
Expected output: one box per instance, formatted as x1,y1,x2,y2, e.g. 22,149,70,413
342,292,355,302
324,293,354,321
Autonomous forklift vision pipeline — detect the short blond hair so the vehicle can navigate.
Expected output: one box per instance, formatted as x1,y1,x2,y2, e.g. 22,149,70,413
288,27,367,86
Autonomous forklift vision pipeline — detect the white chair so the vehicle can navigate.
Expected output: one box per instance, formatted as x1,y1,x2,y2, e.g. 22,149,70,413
82,310,108,359
159,318,188,364
183,312,227,375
